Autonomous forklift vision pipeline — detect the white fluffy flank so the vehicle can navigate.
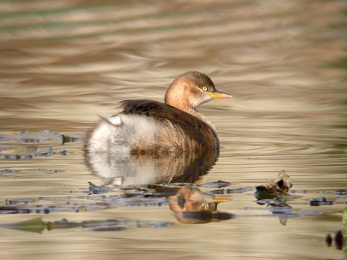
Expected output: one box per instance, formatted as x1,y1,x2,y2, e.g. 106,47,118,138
87,114,161,154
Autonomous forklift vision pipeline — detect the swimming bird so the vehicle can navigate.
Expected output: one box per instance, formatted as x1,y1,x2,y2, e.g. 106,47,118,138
86,71,230,155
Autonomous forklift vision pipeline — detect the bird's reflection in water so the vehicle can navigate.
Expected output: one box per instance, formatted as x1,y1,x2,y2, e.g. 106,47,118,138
85,148,218,188
168,186,231,224
85,149,233,223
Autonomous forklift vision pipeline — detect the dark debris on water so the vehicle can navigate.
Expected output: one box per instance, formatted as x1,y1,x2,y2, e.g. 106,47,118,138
325,230,344,250
209,187,251,195
199,180,231,189
177,211,236,224
88,181,111,194
0,203,109,214
255,170,292,198
0,130,85,160
335,189,347,195
0,192,172,215
0,150,68,160
310,197,334,206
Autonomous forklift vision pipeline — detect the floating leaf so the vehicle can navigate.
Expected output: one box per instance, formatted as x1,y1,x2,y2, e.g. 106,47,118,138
61,134,81,145
199,180,231,189
1,217,45,233
92,227,127,232
0,217,172,233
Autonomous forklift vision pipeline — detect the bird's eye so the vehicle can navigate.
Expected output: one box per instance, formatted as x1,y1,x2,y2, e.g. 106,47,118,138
202,86,208,91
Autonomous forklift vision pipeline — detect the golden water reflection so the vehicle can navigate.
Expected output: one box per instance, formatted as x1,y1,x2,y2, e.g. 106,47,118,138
0,0,347,258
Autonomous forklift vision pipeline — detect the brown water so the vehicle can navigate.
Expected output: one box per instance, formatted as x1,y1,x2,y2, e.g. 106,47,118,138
1,0,347,259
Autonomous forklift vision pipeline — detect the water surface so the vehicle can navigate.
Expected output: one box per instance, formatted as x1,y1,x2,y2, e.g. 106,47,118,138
0,0,347,259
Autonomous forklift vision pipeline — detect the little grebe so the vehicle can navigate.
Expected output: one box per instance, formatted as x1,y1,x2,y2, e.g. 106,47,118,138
86,71,230,155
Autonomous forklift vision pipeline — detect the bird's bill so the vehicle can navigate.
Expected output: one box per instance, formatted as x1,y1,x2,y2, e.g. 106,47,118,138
209,91,232,99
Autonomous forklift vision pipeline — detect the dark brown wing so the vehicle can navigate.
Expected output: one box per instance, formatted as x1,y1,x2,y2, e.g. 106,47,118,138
120,99,218,145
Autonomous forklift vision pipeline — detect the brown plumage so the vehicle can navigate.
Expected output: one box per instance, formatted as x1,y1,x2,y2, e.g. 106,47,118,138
86,71,230,155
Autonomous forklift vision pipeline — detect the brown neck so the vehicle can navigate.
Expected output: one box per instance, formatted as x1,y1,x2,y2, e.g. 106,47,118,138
165,96,209,126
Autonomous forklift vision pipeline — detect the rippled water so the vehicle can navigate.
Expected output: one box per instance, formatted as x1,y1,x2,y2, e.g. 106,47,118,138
1,0,347,259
